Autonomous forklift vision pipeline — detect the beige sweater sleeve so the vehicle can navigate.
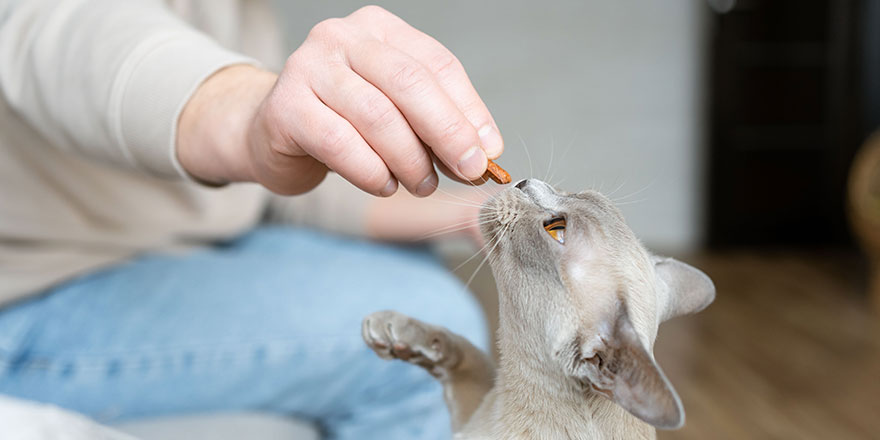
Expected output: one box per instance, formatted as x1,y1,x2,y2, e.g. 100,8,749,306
0,0,256,178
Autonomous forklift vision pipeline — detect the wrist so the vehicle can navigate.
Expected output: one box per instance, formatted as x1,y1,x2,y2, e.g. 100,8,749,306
177,64,277,184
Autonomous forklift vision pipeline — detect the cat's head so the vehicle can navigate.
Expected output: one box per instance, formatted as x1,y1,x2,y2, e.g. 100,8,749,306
480,178,714,430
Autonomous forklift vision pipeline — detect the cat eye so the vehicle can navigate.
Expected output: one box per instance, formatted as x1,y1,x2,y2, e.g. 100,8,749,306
543,217,566,244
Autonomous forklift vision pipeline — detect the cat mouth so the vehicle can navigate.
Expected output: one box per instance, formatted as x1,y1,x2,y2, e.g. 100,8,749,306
480,178,555,231
478,186,526,242
482,190,519,227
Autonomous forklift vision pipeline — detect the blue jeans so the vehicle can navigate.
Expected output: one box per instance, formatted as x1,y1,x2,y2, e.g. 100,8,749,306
0,227,488,439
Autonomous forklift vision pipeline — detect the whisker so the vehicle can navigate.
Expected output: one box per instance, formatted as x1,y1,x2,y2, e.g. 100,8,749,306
418,226,483,241
427,216,494,232
544,135,555,182
416,213,497,234
417,226,484,242
547,168,560,187
427,198,486,209
464,224,508,290
466,180,493,199
550,177,567,188
547,162,563,188
606,178,627,198
416,218,497,241
557,133,577,165
612,179,655,203
517,134,534,179
450,233,499,273
596,176,608,194
431,186,486,206
615,198,649,206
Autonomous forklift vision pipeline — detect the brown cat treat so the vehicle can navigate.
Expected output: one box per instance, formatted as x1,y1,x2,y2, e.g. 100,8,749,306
484,160,511,184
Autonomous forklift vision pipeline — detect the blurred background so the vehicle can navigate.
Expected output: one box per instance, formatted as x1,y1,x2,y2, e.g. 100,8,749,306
274,1,879,439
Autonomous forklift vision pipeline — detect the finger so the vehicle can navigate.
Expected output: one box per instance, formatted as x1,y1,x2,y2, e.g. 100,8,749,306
429,150,489,185
347,6,503,159
311,64,438,197
346,40,489,181
247,80,331,195
389,33,503,159
281,91,398,197
251,145,330,195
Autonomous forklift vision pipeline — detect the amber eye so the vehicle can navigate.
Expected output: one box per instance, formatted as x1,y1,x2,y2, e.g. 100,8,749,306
543,217,566,244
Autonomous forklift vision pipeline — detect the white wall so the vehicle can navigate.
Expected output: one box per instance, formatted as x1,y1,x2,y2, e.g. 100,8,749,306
273,0,709,252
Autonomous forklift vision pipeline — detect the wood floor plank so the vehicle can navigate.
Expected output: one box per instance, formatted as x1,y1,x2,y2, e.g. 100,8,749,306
657,251,880,440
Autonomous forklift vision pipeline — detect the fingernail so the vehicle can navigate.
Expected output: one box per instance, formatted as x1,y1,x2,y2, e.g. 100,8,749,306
457,146,488,180
478,124,504,159
415,173,438,197
380,179,398,197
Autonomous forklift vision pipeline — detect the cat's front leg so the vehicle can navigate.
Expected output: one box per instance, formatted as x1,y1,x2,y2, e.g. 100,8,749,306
362,310,494,432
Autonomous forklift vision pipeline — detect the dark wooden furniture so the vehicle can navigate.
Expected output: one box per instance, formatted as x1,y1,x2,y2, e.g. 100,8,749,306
707,0,868,248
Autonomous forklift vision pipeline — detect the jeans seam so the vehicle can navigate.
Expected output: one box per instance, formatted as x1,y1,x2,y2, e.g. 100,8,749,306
7,337,366,376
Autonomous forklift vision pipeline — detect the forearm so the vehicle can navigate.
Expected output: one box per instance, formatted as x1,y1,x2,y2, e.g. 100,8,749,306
365,188,486,243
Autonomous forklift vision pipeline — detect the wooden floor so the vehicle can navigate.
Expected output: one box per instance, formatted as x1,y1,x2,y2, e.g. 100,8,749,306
455,250,880,439
656,251,880,440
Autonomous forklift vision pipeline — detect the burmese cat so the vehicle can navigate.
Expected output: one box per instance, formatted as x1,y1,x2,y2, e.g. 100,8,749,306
362,179,715,439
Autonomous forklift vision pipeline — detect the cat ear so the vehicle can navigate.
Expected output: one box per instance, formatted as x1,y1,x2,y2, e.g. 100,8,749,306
653,256,715,322
571,310,685,429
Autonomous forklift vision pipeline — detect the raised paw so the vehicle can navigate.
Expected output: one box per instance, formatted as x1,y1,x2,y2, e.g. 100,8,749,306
362,310,461,378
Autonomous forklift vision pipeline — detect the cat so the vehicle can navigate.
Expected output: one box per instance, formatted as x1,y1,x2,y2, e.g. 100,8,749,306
362,178,715,439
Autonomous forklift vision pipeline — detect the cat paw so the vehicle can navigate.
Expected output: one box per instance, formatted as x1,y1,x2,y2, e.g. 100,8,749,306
362,310,460,378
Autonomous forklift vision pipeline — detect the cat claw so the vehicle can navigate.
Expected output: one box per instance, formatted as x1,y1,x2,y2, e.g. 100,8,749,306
362,310,459,378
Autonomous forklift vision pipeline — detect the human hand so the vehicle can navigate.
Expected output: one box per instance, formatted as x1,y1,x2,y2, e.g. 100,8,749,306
178,6,503,197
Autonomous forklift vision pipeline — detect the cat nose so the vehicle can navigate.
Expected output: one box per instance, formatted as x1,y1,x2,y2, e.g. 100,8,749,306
515,179,529,190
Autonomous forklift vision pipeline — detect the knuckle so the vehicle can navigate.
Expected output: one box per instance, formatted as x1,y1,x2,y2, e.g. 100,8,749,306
437,117,469,144
397,147,429,175
260,99,296,152
283,51,300,70
462,102,491,127
308,18,347,41
359,94,399,131
387,153,428,187
283,48,317,74
353,5,390,19
390,62,432,94
261,88,286,115
357,161,389,191
320,125,354,159
428,52,462,79
365,171,388,191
